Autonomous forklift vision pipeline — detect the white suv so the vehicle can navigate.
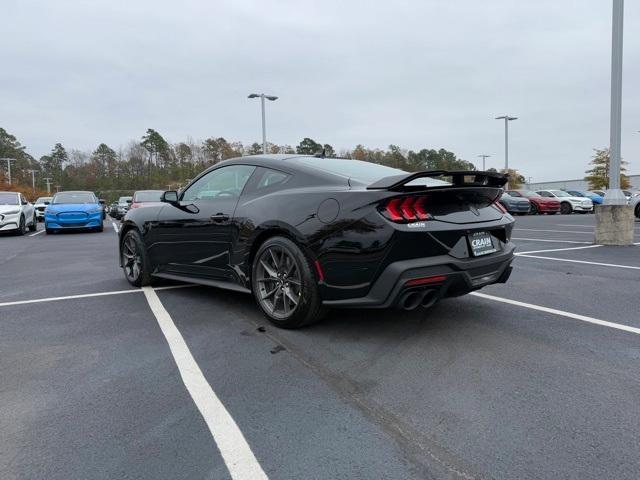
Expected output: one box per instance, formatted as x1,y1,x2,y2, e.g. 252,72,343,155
536,190,593,214
0,191,37,234
33,196,52,221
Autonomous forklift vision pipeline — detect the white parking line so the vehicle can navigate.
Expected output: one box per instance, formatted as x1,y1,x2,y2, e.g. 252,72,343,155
514,228,592,235
471,292,640,336
517,254,640,270
515,245,602,255
142,287,268,480
112,221,119,233
512,237,592,244
0,284,194,308
29,229,45,237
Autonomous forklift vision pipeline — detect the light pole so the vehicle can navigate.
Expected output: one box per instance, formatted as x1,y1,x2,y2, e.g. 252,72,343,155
604,0,626,205
27,169,37,194
477,154,491,170
43,177,53,194
248,93,278,154
1,158,17,184
495,116,517,171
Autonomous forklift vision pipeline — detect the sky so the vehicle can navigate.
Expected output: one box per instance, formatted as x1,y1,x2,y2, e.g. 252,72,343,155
2,0,639,182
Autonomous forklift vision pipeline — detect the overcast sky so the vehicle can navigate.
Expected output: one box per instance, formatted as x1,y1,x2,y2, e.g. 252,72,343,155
2,0,639,181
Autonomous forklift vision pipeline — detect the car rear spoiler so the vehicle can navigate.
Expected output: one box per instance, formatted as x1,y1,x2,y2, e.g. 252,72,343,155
366,170,509,191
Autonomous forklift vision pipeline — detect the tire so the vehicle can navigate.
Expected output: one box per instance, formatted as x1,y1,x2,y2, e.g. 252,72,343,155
96,223,104,232
548,211,557,215
28,213,37,231
45,229,53,234
251,236,325,329
16,215,26,236
121,229,153,287
560,202,572,215
635,204,640,219
529,203,538,215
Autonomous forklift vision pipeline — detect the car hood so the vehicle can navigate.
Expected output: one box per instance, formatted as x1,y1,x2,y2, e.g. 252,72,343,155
0,204,21,214
46,203,100,213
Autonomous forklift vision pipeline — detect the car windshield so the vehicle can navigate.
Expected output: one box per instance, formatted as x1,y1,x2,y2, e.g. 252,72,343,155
550,190,571,197
290,157,450,186
0,193,19,205
586,191,600,196
35,197,52,203
118,196,132,204
52,192,96,204
567,191,584,197
506,191,522,197
134,191,163,202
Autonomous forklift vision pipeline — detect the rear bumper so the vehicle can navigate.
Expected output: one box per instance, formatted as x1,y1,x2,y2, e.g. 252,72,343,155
323,242,515,308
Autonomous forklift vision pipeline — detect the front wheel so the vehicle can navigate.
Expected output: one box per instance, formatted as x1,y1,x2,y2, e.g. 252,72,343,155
121,229,152,287
251,236,325,329
16,215,26,235
529,203,538,215
560,202,572,215
635,204,640,219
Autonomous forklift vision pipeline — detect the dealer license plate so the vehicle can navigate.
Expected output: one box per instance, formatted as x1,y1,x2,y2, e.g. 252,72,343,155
468,231,497,257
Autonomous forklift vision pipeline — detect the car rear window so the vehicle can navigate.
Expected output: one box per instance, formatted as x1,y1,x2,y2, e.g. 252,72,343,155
290,157,407,183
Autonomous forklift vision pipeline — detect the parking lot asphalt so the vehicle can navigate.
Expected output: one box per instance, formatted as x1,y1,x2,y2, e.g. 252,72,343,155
1,214,639,480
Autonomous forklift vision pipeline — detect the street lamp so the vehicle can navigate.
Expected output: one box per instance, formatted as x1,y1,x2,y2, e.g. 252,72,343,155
604,0,626,205
494,116,517,171
43,177,53,194
27,169,37,194
1,158,17,184
248,93,278,154
477,154,491,170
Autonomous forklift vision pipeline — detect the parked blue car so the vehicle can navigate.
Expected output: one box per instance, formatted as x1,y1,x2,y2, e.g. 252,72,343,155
565,190,604,206
44,191,104,234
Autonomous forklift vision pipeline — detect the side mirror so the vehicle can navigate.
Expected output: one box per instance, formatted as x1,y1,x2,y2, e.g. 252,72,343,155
161,191,179,204
99,199,106,205
44,201,50,205
126,199,132,204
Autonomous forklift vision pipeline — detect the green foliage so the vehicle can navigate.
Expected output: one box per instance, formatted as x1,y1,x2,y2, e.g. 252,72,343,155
296,137,322,155
585,147,630,190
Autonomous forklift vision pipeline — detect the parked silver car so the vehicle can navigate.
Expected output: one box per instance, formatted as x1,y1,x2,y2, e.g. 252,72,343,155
0,191,37,234
33,196,53,221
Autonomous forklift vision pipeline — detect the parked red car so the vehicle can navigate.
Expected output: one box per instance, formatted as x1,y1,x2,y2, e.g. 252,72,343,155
506,190,560,215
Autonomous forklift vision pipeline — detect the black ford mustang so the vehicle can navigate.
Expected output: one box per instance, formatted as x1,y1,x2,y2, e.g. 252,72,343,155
119,154,515,328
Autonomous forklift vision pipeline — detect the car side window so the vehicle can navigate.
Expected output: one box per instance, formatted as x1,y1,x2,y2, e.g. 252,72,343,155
182,165,256,202
538,191,550,197
256,169,290,190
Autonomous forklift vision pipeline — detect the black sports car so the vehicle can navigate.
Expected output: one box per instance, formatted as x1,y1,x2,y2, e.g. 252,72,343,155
119,155,515,328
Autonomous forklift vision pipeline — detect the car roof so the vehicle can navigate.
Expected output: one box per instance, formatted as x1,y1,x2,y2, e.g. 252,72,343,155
54,190,95,194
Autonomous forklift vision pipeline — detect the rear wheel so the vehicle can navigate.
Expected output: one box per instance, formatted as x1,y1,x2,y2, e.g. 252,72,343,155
560,202,572,215
548,211,557,215
121,229,152,287
252,236,325,329
529,203,538,215
28,213,37,231
635,204,640,219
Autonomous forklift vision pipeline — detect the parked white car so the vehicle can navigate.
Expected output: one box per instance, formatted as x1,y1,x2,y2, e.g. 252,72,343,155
0,191,37,234
33,196,52,221
536,190,593,214
632,195,640,219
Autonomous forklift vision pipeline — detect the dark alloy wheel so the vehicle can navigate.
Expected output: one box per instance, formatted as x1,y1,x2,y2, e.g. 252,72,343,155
529,202,538,215
560,202,572,215
28,213,37,232
635,204,640,219
252,236,325,329
121,230,152,287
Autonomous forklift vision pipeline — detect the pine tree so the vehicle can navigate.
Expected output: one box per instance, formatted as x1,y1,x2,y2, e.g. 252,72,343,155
585,148,630,190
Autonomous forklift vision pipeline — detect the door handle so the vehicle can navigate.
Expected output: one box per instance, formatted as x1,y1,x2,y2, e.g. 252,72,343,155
211,213,230,223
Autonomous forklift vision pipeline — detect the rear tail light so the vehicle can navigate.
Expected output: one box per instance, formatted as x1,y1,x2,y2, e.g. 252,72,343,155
493,200,508,214
381,196,433,223
130,203,140,209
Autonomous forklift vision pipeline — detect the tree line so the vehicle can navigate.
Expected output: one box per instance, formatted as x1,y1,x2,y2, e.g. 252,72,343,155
2,127,487,200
